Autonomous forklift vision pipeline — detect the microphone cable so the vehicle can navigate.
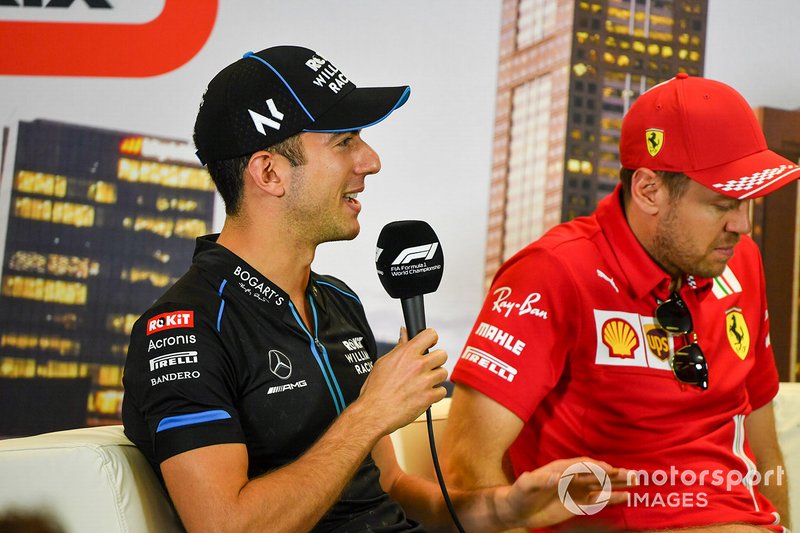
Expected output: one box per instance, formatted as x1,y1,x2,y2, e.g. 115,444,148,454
425,404,467,533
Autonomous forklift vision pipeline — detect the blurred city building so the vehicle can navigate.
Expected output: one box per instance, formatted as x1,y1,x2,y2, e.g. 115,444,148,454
484,0,799,381
0,120,215,435
484,0,708,285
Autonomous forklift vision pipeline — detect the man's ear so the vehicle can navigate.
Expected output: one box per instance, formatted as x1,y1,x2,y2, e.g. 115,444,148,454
629,167,665,216
246,151,286,198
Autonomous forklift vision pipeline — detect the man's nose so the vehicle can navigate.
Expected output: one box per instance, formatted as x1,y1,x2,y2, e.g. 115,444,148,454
726,200,752,235
357,140,381,176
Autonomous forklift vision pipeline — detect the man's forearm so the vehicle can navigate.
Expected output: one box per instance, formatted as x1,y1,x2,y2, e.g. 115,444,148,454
757,461,790,529
237,400,387,532
167,400,386,533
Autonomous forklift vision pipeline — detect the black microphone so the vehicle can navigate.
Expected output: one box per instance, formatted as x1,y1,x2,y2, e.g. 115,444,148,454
375,220,444,338
375,221,466,533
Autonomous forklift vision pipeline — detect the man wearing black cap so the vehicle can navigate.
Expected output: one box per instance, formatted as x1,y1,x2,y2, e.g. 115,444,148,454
121,46,627,532
442,74,796,532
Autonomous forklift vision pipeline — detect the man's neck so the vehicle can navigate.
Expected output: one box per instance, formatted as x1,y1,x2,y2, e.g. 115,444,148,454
216,216,316,305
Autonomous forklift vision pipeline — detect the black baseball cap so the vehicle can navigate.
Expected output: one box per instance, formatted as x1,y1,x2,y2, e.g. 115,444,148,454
194,45,411,164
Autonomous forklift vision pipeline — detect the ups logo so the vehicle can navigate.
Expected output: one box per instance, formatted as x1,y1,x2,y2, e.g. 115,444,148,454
644,325,670,361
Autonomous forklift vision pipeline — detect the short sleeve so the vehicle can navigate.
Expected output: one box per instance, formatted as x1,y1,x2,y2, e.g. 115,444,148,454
122,304,245,464
450,247,579,421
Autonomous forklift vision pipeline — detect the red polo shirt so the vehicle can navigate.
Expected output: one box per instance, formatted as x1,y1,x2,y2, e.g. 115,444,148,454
452,185,783,531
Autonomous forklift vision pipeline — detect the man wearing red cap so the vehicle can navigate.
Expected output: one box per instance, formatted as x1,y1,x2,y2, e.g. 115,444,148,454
442,73,797,532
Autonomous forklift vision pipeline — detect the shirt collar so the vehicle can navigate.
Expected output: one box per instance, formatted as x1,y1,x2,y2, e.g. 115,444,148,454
192,234,291,311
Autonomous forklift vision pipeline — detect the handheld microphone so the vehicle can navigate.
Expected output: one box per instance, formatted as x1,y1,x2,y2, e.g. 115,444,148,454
375,220,465,533
375,220,444,338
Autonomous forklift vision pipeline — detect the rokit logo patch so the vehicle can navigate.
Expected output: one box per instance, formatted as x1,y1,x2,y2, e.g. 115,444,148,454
147,310,193,335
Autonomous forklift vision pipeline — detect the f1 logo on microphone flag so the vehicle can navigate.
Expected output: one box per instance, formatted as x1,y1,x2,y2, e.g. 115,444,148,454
392,243,438,265
375,220,444,299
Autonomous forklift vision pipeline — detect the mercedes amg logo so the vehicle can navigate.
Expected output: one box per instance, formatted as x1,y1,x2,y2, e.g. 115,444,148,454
268,349,292,380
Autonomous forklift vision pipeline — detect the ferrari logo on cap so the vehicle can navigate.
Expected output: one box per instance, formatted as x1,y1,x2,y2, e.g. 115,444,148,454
646,128,664,157
725,308,750,360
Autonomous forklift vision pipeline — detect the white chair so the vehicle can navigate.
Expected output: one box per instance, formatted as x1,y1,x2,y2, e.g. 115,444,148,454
0,386,798,532
0,425,183,532
773,381,800,524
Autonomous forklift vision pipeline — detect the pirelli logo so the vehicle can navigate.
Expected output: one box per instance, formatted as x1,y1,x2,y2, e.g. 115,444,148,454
149,351,199,372
147,310,194,335
459,346,517,383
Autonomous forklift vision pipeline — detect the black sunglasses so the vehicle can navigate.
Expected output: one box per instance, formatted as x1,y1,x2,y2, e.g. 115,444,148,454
655,292,709,390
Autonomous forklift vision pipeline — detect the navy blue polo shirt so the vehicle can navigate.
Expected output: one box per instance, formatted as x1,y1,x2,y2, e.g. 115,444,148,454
122,235,422,531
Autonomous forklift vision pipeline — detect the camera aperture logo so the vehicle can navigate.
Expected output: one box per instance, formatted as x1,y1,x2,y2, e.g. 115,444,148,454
558,461,612,515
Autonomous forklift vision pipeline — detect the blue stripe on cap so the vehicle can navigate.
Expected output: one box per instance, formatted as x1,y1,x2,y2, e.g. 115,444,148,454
156,410,231,432
302,86,411,133
243,51,315,121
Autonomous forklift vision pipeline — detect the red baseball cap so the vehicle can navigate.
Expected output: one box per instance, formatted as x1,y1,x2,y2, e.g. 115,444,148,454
620,73,800,199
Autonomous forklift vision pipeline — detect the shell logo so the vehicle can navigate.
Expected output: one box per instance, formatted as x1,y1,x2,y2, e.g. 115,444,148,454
602,318,640,359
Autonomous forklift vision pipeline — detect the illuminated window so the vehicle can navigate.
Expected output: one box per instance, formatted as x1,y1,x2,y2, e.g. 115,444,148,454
107,314,139,336
0,357,37,378
175,219,208,239
1,334,80,356
122,268,171,288
2,276,88,305
88,181,117,204
46,254,99,279
8,251,46,274
155,197,200,213
118,158,214,191
15,170,67,197
14,197,95,227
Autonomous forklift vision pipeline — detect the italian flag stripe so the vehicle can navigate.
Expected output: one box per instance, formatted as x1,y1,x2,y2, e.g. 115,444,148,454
712,267,741,299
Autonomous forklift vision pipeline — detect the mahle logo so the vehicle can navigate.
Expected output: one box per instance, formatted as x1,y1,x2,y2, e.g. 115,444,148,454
558,461,612,515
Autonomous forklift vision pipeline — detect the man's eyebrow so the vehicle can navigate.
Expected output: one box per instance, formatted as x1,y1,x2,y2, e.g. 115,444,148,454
329,130,361,141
